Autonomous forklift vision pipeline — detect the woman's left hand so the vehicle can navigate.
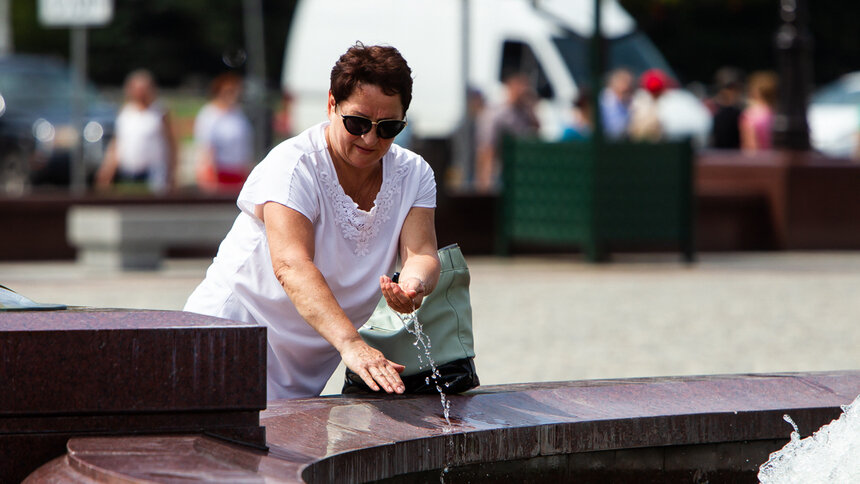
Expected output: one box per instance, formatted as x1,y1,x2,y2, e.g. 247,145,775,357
340,338,405,394
380,275,426,313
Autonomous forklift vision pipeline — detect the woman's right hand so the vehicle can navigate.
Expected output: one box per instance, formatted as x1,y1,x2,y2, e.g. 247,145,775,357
340,339,406,394
380,275,426,313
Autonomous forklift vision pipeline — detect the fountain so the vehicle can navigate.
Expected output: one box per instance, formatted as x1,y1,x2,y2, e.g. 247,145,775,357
8,266,859,482
19,338,859,484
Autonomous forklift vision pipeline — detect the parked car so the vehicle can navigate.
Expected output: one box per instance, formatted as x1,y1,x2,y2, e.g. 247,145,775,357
0,54,116,195
807,71,860,158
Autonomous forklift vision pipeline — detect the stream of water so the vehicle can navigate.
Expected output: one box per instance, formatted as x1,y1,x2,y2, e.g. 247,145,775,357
395,309,455,483
396,310,452,426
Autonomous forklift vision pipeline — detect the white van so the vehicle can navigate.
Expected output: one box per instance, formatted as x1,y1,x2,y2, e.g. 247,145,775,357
282,0,710,171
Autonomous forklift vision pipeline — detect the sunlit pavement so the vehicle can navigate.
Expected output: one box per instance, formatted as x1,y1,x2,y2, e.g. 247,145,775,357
3,252,860,395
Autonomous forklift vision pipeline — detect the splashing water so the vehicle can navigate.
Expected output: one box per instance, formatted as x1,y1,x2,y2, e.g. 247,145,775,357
758,393,860,483
396,310,452,426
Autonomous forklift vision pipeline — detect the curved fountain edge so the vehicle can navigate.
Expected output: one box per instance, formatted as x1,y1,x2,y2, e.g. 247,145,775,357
25,370,860,483
292,371,859,483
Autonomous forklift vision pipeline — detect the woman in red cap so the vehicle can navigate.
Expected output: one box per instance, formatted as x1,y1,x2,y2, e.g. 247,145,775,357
628,68,674,142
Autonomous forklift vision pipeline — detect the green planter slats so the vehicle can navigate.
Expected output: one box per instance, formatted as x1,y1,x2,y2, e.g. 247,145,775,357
497,138,695,262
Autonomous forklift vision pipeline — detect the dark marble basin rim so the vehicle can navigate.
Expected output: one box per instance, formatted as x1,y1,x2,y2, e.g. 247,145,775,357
25,370,860,483
1,308,263,331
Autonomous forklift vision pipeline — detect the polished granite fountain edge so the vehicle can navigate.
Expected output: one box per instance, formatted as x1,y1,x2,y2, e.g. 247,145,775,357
26,370,860,483
0,309,266,414
1,309,267,483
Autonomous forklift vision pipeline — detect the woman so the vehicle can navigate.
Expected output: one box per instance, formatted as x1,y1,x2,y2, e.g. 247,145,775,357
184,43,440,400
193,73,254,192
628,68,674,142
740,71,778,151
96,69,178,193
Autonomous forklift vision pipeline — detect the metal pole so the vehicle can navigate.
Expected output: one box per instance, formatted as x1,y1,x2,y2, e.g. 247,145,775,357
0,0,12,56
243,0,268,163
70,27,87,194
590,0,604,145
451,0,471,189
772,0,812,151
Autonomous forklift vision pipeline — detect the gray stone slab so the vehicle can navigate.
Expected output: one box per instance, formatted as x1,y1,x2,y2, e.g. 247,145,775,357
67,204,238,269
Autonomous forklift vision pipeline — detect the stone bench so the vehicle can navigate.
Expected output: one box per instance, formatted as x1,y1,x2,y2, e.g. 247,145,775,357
696,149,860,250
67,204,238,269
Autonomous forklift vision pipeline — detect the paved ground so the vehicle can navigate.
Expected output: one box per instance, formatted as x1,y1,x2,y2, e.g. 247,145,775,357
3,252,859,395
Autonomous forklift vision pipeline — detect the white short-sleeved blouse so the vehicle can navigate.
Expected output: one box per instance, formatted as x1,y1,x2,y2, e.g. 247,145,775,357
183,121,436,400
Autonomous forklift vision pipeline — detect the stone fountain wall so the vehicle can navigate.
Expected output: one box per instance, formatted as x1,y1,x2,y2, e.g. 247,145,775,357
23,368,860,483
0,309,266,483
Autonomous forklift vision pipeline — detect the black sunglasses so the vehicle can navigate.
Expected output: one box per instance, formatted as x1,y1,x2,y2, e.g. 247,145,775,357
338,106,407,139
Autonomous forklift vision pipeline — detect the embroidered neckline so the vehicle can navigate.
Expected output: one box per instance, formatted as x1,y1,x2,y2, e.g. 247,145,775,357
319,149,408,256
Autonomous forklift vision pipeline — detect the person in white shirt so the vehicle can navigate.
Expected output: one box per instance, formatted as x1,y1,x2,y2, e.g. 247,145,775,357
184,43,440,400
193,73,254,192
96,70,177,193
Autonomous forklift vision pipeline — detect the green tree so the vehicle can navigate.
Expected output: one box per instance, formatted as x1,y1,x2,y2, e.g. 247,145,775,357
12,0,296,87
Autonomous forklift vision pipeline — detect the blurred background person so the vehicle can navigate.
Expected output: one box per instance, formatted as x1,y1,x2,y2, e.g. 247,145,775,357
95,69,178,193
628,68,674,142
707,67,745,149
193,73,254,193
474,72,540,193
600,68,634,140
740,70,779,152
448,87,486,189
560,88,592,141
271,89,294,144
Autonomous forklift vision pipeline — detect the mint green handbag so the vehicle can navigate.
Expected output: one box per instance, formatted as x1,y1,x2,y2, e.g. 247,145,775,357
342,244,479,394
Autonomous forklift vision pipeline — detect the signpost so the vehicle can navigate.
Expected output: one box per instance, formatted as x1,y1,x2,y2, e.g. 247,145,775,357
38,0,113,194
38,0,113,27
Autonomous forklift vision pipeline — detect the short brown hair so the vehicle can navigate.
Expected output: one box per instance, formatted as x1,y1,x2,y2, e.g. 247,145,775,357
330,42,413,114
209,72,242,99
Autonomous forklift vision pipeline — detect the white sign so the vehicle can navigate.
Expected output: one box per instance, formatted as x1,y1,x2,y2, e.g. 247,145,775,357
38,0,114,27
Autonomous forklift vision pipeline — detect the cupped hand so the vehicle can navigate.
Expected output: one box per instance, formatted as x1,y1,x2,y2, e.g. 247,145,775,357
341,339,405,394
380,275,426,313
